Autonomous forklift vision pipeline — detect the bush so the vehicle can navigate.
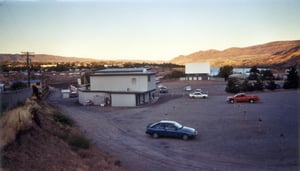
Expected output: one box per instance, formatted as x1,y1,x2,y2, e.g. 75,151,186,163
225,78,241,93
68,134,90,149
265,80,277,90
53,111,74,127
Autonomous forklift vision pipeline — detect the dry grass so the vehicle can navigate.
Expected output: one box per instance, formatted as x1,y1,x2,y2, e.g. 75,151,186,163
0,98,40,149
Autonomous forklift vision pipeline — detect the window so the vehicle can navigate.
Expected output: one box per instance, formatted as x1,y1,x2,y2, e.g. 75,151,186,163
153,123,164,129
132,78,136,84
165,124,176,130
148,75,151,82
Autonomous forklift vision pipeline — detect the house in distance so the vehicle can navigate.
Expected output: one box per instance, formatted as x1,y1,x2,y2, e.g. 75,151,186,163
78,68,156,107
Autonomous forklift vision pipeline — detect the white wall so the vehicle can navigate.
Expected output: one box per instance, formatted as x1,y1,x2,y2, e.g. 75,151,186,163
111,94,136,107
78,91,109,106
185,62,210,74
90,74,156,92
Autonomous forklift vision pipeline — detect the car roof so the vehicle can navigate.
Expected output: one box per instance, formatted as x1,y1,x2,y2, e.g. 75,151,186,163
159,120,179,124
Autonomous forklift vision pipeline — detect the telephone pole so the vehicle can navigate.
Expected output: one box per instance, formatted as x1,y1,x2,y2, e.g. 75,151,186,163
21,51,34,88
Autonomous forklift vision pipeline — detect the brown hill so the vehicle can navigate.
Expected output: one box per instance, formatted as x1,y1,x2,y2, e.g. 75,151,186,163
0,53,166,64
170,40,300,67
0,54,98,63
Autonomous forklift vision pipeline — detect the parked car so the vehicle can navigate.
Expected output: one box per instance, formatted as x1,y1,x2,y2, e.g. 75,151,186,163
145,120,198,140
159,86,168,93
189,92,208,99
184,85,192,91
69,91,78,98
226,93,259,103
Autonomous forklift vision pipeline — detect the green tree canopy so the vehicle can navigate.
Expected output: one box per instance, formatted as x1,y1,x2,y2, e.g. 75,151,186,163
218,65,233,81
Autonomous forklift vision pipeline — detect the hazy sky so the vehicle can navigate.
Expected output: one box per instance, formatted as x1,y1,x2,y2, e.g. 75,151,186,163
0,0,300,61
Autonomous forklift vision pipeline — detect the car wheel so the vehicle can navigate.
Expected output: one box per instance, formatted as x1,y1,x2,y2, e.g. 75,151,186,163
249,99,255,103
230,99,234,103
182,134,189,140
152,133,159,139
203,96,206,99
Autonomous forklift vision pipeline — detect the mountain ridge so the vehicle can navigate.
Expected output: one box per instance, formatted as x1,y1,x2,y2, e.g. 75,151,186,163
170,40,300,67
1,40,300,67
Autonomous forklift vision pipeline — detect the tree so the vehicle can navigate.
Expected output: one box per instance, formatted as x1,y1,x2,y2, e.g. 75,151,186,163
81,70,92,85
248,66,260,80
261,69,274,80
250,66,259,74
226,78,241,93
283,66,299,89
218,65,233,81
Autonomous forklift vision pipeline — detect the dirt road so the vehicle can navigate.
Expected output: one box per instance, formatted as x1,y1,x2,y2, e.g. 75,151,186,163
47,80,299,171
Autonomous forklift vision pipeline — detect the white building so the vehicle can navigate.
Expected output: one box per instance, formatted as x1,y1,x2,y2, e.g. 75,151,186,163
184,62,211,80
78,68,156,107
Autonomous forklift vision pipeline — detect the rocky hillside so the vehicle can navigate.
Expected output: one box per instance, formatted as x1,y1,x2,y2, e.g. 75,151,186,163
170,40,300,67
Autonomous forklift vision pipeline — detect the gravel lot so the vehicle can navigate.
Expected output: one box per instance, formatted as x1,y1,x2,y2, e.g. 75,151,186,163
47,79,299,171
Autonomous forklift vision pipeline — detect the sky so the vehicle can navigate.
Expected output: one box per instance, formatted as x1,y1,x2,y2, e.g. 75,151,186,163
0,0,300,61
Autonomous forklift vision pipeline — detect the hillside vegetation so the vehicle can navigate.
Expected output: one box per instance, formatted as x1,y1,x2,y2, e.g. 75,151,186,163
170,40,300,67
0,98,124,171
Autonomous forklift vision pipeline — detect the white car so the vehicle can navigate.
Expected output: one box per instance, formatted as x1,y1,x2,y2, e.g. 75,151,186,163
189,92,208,99
184,85,192,91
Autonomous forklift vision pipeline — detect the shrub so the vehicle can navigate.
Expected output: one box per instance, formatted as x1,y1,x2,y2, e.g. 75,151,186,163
53,111,74,127
68,134,90,149
225,78,241,93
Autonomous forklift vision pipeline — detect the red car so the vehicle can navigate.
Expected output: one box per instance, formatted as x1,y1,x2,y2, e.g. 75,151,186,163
227,93,259,103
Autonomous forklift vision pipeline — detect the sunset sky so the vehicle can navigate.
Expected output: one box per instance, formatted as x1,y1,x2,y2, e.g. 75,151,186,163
0,0,300,61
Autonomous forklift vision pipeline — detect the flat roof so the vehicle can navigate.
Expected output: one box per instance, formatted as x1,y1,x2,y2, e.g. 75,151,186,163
91,68,156,76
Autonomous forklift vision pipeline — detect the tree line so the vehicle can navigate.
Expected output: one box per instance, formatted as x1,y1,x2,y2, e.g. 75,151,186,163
218,65,299,93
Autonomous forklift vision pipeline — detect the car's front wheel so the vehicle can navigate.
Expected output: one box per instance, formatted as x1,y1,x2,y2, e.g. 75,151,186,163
182,134,189,140
249,99,255,103
229,99,234,103
152,133,159,139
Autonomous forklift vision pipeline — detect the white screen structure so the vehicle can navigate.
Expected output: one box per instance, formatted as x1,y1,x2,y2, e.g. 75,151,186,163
185,62,210,74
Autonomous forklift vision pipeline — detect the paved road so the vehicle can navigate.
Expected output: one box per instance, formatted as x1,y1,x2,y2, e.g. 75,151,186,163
47,82,299,171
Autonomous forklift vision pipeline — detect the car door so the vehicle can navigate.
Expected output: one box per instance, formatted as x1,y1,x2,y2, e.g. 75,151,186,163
152,123,166,136
164,123,180,138
235,94,245,102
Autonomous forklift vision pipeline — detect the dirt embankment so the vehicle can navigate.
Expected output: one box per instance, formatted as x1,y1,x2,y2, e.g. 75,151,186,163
0,98,124,171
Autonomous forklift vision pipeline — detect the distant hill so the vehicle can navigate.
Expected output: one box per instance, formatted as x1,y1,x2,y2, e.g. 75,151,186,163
170,40,300,67
0,54,99,63
0,54,165,64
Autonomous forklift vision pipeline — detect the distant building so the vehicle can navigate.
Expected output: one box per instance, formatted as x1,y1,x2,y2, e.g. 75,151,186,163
78,68,156,107
184,62,211,80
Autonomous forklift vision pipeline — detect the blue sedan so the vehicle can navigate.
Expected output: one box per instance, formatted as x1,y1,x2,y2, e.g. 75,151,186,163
145,120,198,140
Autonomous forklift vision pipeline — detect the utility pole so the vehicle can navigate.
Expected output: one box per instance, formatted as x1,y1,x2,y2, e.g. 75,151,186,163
21,51,34,88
